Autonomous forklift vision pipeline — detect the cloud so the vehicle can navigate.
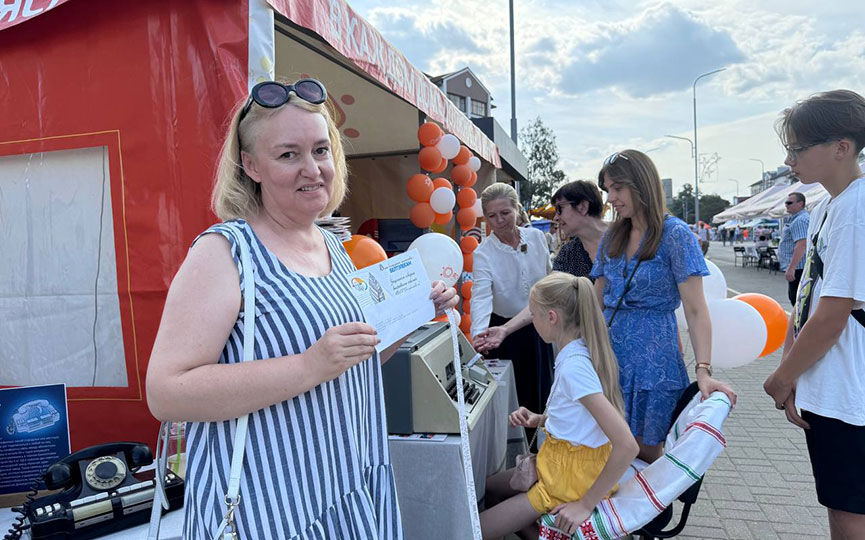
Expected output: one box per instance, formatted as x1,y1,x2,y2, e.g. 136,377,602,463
556,3,745,98
365,8,491,72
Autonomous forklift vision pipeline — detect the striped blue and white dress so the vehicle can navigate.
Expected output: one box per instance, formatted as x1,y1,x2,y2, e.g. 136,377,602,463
182,220,403,540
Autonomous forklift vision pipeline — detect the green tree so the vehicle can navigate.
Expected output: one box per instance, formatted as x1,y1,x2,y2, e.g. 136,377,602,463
519,117,568,209
669,183,730,223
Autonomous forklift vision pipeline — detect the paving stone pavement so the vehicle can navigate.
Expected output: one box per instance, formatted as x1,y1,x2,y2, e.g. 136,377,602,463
672,242,828,539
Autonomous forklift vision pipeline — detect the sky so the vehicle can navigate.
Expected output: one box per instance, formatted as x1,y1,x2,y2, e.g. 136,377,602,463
347,0,865,203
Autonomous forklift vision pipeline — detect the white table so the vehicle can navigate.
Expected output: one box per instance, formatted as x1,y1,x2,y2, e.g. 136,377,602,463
1,360,523,540
388,359,525,540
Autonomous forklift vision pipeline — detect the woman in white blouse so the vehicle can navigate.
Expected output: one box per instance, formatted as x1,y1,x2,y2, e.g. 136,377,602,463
472,183,554,415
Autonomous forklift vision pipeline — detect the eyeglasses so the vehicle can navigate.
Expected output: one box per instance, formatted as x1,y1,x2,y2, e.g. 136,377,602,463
603,152,629,167
239,79,328,123
554,201,577,215
783,139,839,161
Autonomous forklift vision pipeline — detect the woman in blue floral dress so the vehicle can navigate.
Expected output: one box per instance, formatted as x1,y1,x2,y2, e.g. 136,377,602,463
591,149,737,462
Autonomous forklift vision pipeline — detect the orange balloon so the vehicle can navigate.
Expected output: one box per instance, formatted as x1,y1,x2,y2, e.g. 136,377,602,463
343,235,386,269
418,122,443,146
433,177,453,191
451,165,472,187
463,252,474,272
457,208,477,231
453,146,471,166
457,187,477,209
462,301,471,315
460,235,479,254
459,313,472,334
431,157,449,174
410,202,436,229
432,313,448,322
732,293,788,356
460,280,472,299
406,174,434,203
433,210,453,225
419,146,442,171
467,171,477,187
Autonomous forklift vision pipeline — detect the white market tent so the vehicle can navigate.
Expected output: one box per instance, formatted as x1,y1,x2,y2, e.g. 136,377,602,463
712,183,790,223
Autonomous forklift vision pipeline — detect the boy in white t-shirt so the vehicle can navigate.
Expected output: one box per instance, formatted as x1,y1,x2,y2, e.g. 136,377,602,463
764,89,865,540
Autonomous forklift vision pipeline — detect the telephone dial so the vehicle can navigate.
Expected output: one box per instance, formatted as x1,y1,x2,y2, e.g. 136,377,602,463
4,442,184,540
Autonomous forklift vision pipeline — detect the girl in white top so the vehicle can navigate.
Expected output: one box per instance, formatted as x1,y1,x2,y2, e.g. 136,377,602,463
480,272,639,538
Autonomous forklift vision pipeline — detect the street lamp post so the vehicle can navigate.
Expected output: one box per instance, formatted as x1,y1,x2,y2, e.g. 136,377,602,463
749,157,765,188
693,68,726,225
728,178,740,198
665,134,694,158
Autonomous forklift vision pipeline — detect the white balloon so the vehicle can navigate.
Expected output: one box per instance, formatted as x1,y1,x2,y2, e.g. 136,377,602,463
708,299,767,368
467,156,481,172
429,187,456,214
436,134,461,160
408,233,464,287
703,259,728,301
472,199,483,218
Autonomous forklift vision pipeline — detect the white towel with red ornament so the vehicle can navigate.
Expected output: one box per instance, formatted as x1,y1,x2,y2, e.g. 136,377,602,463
539,391,732,540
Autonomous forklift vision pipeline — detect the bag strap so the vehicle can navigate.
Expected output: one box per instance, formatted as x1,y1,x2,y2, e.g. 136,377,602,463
607,257,643,328
214,228,257,539
527,371,563,451
811,212,865,329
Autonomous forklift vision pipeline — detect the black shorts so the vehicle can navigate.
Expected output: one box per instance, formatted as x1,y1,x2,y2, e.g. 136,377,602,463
802,410,865,514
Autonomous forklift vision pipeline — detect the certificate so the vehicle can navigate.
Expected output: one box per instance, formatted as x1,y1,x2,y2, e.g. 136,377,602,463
346,250,435,352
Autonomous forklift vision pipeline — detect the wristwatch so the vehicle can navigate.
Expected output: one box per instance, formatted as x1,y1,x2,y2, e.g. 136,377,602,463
695,362,713,377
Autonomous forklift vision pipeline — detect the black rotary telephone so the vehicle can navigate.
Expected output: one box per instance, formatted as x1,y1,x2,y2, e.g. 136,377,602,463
4,442,184,540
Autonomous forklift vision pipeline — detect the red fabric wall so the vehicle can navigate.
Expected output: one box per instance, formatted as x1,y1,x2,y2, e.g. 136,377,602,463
0,0,249,450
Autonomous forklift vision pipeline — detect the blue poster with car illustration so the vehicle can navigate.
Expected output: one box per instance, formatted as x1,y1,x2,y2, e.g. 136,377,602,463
0,384,70,495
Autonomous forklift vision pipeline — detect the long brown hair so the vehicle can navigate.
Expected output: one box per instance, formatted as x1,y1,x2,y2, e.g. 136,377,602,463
531,273,625,417
598,149,667,261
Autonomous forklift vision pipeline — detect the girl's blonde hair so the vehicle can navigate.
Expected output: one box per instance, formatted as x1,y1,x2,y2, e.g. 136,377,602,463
211,89,348,221
598,149,667,261
530,272,625,416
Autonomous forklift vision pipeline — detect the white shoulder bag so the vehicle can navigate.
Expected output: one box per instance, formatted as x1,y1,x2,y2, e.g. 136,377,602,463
149,230,256,540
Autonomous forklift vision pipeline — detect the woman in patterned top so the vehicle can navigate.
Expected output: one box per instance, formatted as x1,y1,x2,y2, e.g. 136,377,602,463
479,181,608,352
592,149,736,463
146,80,456,539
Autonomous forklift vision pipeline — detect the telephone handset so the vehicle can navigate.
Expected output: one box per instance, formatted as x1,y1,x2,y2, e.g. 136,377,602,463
5,442,184,540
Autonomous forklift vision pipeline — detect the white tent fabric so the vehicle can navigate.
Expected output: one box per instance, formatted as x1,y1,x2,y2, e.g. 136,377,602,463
712,183,790,223
744,181,825,219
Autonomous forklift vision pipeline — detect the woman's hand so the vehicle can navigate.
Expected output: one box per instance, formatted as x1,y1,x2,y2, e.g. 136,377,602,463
696,371,737,407
476,326,508,352
508,406,543,428
430,280,458,317
551,500,593,536
305,322,379,381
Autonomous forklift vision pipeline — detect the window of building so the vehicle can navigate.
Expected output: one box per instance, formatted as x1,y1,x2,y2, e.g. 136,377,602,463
471,100,486,117
448,93,466,112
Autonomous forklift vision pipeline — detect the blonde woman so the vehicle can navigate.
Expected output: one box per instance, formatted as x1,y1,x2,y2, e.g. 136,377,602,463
145,80,456,539
592,149,736,463
480,273,639,538
471,183,554,418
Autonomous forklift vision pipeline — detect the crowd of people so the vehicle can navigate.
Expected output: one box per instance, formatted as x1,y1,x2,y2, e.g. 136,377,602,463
145,84,865,540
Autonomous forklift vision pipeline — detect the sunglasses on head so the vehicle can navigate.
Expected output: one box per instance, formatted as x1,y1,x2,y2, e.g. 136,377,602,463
603,152,629,167
239,79,328,122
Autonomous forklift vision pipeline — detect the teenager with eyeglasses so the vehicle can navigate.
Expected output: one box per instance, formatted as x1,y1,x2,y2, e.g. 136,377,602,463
763,89,865,540
591,149,736,464
146,80,456,539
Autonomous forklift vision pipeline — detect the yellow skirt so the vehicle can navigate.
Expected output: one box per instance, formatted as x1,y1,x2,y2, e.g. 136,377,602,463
526,431,616,514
